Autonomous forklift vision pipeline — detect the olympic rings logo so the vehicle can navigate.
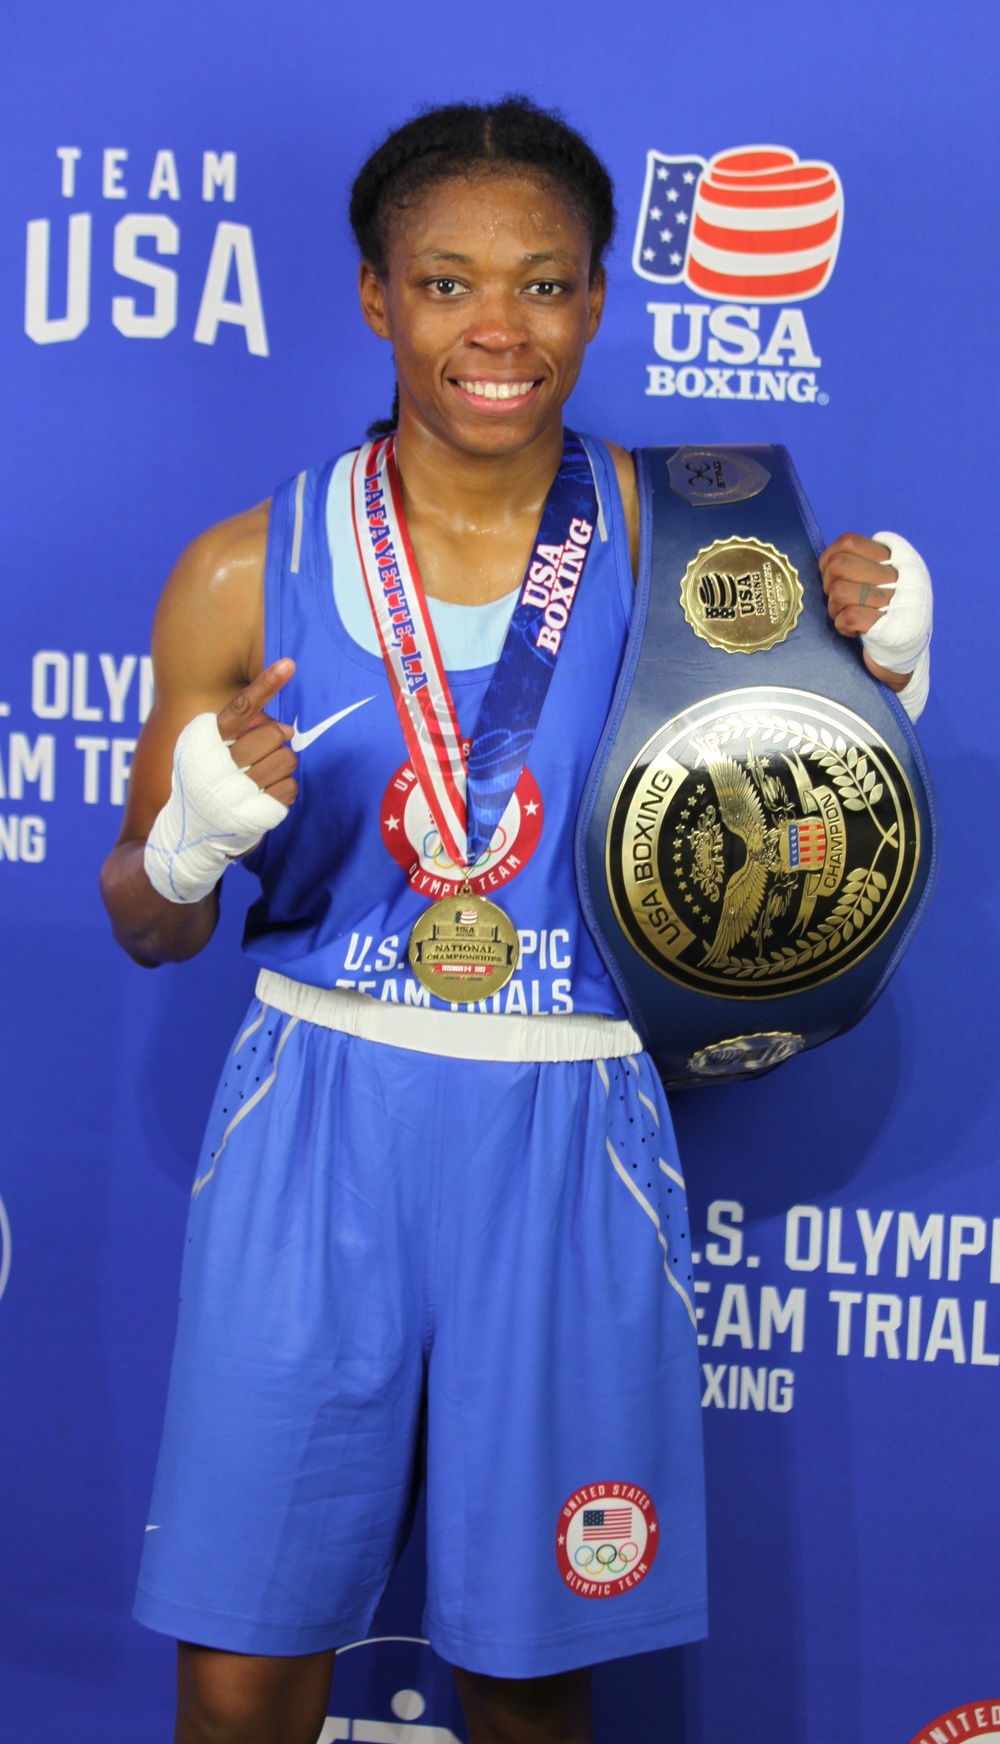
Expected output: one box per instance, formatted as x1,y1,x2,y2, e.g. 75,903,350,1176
573,1541,640,1575
383,760,542,894
421,821,511,872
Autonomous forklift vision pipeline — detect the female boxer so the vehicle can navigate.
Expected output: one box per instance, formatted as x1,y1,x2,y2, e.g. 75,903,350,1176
102,97,929,1744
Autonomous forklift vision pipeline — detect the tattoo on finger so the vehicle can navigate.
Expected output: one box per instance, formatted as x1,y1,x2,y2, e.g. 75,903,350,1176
858,583,883,609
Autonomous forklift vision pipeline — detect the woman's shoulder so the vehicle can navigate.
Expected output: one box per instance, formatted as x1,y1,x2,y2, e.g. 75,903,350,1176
600,440,637,503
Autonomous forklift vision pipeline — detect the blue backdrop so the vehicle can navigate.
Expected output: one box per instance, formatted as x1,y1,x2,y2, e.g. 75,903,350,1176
1,3,997,1740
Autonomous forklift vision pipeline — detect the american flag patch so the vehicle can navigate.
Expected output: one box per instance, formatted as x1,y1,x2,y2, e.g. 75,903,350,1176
582,1507,633,1540
786,820,827,870
457,909,478,926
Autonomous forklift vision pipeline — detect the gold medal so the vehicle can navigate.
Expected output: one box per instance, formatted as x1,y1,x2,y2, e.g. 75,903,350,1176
354,437,599,1007
408,884,520,1003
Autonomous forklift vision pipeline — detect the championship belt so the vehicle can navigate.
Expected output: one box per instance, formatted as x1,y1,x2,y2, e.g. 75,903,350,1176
576,445,938,1087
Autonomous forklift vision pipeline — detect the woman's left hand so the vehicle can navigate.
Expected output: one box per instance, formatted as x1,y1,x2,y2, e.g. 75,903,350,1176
819,532,910,691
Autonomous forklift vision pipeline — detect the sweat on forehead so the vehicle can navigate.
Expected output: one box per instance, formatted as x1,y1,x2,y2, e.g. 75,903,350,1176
382,167,592,263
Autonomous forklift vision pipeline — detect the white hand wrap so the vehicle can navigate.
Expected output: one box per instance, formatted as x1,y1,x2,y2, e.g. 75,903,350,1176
861,531,933,723
144,712,288,904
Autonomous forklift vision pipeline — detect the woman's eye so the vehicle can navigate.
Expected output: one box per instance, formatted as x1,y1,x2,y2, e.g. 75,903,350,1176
526,280,565,298
431,278,462,295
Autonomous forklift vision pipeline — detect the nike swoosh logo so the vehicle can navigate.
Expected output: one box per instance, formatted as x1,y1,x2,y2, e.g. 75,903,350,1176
291,697,373,752
145,1524,160,1533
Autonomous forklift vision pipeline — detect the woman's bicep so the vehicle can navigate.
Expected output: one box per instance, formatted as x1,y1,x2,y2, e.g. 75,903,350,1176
115,505,269,844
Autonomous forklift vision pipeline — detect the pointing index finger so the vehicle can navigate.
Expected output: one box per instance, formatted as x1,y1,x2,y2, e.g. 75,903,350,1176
218,659,296,739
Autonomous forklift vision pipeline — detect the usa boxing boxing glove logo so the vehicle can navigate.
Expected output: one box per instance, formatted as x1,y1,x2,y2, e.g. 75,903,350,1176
633,145,843,301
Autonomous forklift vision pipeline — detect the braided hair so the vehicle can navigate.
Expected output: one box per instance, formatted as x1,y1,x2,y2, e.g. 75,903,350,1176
349,95,617,436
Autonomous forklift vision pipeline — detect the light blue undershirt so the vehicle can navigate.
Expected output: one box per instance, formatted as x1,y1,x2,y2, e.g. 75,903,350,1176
326,451,518,670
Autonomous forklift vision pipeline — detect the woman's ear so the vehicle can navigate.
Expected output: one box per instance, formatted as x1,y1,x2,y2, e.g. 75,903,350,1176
359,261,391,339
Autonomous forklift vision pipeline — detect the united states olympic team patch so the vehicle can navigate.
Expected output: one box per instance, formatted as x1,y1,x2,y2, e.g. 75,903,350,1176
556,1483,659,1598
909,1702,1000,1744
380,759,543,895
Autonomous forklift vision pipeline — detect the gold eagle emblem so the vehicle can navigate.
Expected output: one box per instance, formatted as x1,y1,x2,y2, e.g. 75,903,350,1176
693,738,830,967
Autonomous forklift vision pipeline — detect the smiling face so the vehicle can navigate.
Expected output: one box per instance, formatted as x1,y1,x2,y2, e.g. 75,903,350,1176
358,169,606,460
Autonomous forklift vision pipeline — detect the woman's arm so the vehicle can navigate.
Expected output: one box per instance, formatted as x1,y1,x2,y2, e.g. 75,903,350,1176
100,504,298,967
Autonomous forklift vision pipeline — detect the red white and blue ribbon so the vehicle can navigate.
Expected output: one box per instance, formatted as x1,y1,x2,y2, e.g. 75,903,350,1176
351,432,598,870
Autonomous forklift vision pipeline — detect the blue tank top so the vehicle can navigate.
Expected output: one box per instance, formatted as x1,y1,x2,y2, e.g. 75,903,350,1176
242,434,633,1018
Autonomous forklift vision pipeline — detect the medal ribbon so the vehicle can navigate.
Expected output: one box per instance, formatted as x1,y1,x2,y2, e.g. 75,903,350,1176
351,433,599,871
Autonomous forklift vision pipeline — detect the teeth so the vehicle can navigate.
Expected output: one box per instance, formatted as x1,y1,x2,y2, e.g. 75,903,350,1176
458,380,534,401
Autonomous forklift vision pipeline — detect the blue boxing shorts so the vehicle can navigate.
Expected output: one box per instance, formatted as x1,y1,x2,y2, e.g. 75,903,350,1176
134,997,707,1676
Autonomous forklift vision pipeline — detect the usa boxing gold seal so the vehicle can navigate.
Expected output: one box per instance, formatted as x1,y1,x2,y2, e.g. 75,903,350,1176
606,687,919,999
680,535,803,653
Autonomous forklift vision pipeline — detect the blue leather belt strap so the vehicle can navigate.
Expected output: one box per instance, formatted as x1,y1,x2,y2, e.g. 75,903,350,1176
575,445,938,1087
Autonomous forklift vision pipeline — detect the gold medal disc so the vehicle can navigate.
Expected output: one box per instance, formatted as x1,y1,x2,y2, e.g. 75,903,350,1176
408,889,520,1003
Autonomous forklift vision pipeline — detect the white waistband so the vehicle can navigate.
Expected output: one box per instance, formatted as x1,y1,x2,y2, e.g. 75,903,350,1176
255,968,644,1063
